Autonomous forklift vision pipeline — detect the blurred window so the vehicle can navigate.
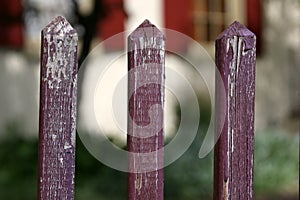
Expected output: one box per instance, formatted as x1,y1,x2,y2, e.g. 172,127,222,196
193,0,226,42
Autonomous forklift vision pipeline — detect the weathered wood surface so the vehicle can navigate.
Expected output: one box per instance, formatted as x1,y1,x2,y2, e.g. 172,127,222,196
127,20,165,200
214,21,256,200
38,16,78,200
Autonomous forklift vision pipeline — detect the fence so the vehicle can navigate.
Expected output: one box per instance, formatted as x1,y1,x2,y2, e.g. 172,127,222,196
37,16,256,200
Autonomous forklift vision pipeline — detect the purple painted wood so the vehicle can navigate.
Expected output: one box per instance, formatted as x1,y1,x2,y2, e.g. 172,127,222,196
214,21,256,200
38,16,78,200
127,20,165,200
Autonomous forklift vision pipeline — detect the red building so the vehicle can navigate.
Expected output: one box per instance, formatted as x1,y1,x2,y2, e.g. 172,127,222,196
0,0,24,49
100,0,262,53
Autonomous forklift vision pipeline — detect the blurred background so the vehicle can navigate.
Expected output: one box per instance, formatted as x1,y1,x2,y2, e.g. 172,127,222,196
0,0,299,199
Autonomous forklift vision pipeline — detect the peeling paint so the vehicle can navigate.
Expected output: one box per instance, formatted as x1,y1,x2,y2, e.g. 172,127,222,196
128,19,164,200
215,21,255,200
38,16,78,200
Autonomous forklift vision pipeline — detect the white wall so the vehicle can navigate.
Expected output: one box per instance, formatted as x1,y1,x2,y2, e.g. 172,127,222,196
125,0,163,31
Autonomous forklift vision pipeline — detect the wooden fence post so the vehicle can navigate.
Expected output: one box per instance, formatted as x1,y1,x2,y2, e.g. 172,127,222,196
38,16,78,200
127,20,165,200
214,21,256,200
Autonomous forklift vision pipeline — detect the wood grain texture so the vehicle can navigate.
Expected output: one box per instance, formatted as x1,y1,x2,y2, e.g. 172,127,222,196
127,20,165,200
38,16,78,200
214,21,256,200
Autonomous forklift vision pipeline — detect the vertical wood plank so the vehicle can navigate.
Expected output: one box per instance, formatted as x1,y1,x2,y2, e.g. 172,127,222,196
38,16,78,200
127,20,165,200
214,21,256,200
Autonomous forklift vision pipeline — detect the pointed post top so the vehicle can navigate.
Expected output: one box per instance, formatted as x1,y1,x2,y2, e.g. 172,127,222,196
137,19,155,28
42,16,77,38
129,19,165,40
216,21,255,39
216,21,255,51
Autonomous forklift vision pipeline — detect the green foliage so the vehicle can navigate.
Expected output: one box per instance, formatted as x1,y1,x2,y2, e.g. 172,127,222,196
164,141,213,200
254,129,299,195
0,123,38,199
75,135,127,200
0,123,298,199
